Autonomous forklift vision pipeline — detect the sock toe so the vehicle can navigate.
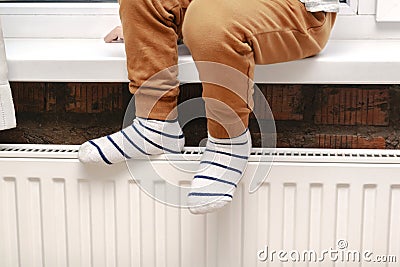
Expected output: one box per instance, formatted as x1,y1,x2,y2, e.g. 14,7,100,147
78,141,108,164
189,200,230,214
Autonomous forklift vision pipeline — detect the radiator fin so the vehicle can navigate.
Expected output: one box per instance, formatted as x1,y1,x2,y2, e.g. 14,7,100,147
0,177,20,267
78,180,92,267
389,186,400,261
335,184,350,250
309,184,323,254
104,181,117,267
154,182,167,267
362,185,377,254
283,183,296,253
129,180,142,267
17,177,45,267
41,178,68,267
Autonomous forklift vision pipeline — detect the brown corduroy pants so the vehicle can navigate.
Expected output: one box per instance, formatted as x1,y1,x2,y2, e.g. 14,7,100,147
119,0,336,138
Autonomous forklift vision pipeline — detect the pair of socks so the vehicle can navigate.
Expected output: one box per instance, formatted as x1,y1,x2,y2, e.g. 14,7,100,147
78,117,251,214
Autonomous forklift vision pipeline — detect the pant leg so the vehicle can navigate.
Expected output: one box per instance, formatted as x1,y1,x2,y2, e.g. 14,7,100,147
119,0,190,120
182,0,336,138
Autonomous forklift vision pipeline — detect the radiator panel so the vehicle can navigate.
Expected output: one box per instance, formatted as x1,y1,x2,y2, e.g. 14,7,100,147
1,145,400,267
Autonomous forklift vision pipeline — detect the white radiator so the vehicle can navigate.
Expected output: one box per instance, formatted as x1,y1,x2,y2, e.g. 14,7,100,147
1,144,400,267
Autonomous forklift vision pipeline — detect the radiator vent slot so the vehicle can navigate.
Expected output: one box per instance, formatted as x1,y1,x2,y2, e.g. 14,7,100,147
181,148,400,158
0,147,78,153
1,144,400,163
247,151,400,158
182,149,203,155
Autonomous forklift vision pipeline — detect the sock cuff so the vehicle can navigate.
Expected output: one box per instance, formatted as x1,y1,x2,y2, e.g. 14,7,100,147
135,117,183,137
208,128,250,145
136,116,178,123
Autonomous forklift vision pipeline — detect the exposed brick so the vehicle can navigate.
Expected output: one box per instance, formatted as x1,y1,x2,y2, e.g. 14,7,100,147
254,84,303,120
10,82,46,112
10,82,129,114
50,83,69,112
316,134,386,149
315,87,389,126
66,83,125,113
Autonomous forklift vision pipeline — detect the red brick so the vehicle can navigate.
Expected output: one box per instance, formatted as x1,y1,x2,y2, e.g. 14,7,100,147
66,83,125,113
10,82,46,112
254,84,303,121
316,134,386,149
45,83,57,112
315,87,389,126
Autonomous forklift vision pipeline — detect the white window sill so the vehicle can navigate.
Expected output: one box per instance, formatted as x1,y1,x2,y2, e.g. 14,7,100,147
5,38,400,84
376,0,400,22
0,2,119,15
2,2,400,40
0,2,353,15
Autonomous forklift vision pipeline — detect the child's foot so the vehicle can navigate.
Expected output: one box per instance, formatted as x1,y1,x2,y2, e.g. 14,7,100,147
78,117,185,165
188,129,251,214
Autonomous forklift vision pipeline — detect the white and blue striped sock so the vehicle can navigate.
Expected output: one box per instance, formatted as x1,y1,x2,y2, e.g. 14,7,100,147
188,129,251,214
78,117,185,165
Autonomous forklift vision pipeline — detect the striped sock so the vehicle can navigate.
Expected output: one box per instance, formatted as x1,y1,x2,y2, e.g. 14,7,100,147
78,117,185,165
188,129,251,214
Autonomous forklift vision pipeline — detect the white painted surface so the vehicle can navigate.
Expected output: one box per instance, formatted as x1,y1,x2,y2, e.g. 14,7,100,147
1,1,400,84
4,39,128,82
1,145,400,267
2,3,400,40
1,14,121,39
358,0,376,14
0,2,355,39
0,3,120,39
377,0,400,22
4,38,400,84
331,15,400,40
254,39,400,84
0,3,119,15
339,0,358,15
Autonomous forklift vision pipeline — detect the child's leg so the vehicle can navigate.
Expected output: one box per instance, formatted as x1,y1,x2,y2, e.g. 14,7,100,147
79,0,189,164
183,0,336,213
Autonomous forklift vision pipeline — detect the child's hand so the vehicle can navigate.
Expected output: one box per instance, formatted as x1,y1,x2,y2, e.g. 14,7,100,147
104,26,124,43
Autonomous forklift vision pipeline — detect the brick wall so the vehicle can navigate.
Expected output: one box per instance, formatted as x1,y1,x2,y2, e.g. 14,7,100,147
1,82,399,149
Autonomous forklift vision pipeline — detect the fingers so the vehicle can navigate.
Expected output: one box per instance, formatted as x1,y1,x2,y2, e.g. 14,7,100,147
104,26,124,43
